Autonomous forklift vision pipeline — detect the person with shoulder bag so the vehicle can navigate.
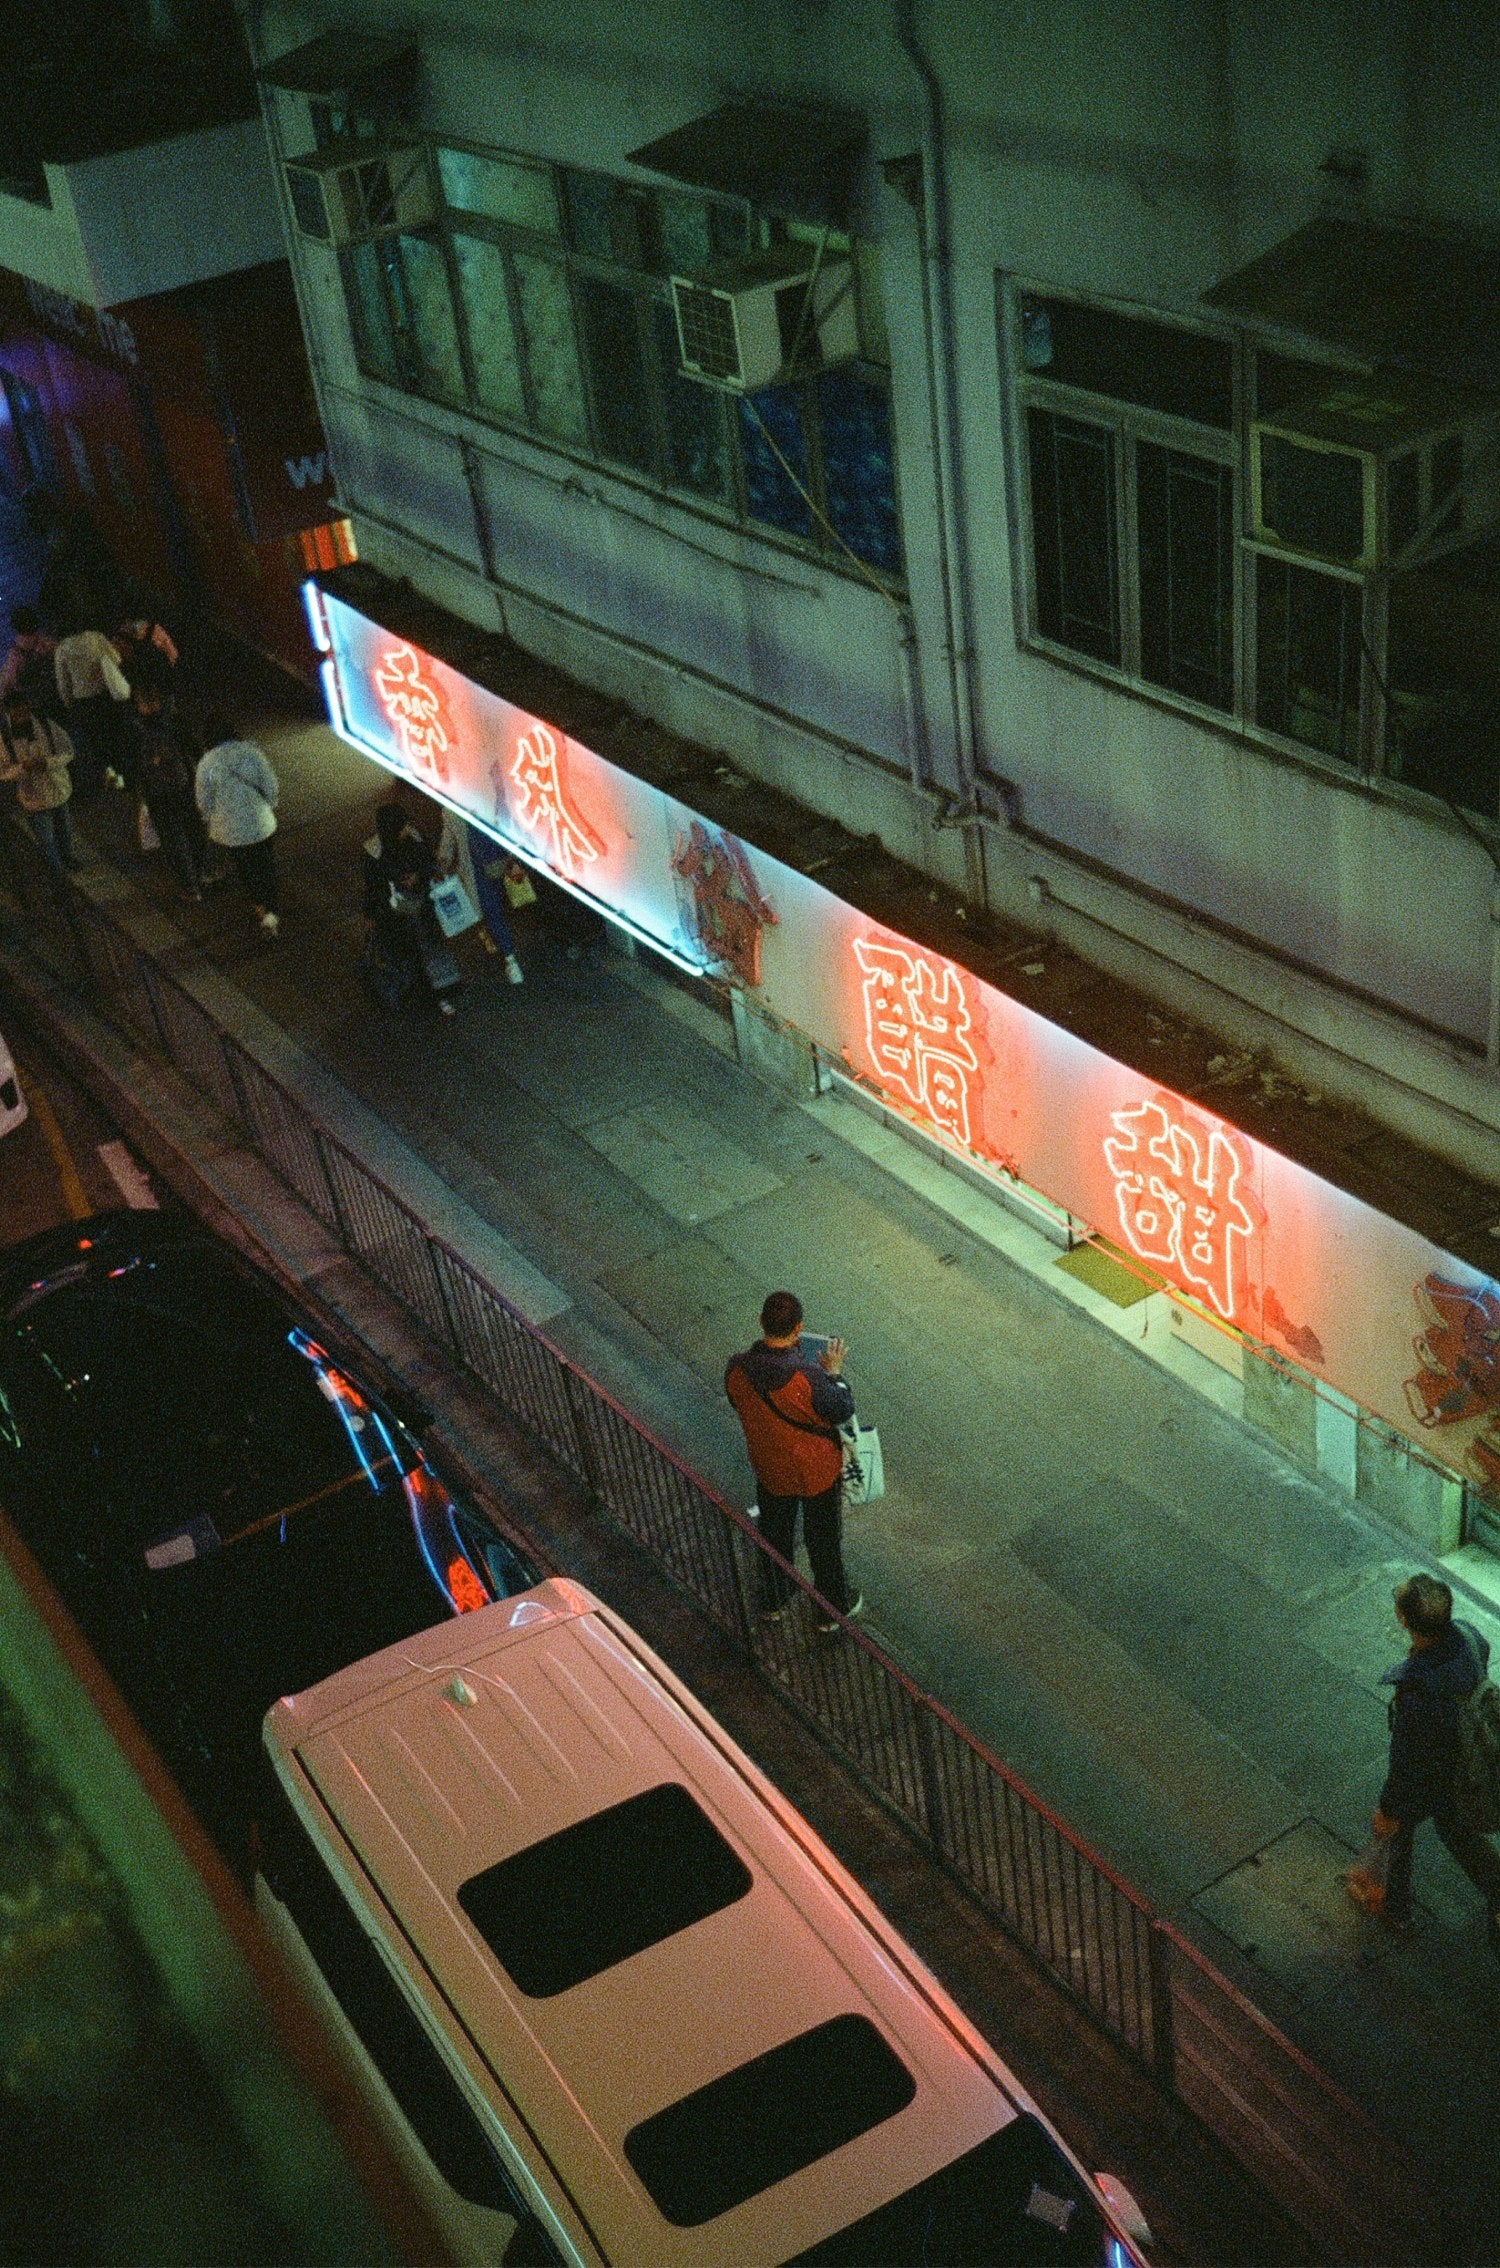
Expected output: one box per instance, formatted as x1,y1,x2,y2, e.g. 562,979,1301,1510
0,694,78,873
725,1290,866,1636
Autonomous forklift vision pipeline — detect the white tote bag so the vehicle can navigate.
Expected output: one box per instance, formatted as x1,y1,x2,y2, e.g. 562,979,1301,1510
430,873,481,938
841,1418,885,1506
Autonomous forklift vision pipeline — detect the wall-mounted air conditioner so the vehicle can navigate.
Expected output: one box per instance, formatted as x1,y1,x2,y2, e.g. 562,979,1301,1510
283,137,436,245
670,246,858,391
1252,375,1500,573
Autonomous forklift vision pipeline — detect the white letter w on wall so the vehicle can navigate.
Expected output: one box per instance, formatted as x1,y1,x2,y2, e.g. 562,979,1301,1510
284,452,328,490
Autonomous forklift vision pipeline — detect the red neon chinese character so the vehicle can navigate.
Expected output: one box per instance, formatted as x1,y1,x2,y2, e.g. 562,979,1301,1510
509,724,601,875
854,937,980,1148
1103,1098,1254,1319
372,643,452,782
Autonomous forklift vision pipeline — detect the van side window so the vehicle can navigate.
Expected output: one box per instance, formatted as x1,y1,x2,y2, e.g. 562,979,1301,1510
258,1772,538,2223
458,1781,752,1996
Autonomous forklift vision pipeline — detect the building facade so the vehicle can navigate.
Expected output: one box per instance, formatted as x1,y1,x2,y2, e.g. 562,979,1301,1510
250,0,1500,1552
0,0,345,668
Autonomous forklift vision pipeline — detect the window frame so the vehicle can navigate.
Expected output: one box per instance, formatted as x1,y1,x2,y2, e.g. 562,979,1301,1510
335,131,904,587
1011,289,1243,730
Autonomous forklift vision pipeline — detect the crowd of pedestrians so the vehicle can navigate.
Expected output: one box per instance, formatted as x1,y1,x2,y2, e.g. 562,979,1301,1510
0,590,535,1004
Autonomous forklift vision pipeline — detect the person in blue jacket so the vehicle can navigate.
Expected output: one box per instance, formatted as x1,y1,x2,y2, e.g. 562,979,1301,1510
1372,1572,1500,1946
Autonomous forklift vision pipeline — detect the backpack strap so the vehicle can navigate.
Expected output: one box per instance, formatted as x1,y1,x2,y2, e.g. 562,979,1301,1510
737,1361,840,1441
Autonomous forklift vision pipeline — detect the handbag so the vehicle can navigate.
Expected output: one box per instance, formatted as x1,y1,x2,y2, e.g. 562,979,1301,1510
503,861,538,909
841,1418,885,1506
137,801,161,853
1345,1833,1393,1915
430,873,480,938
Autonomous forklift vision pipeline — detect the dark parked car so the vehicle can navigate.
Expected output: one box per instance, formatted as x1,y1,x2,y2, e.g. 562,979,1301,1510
0,1210,541,1865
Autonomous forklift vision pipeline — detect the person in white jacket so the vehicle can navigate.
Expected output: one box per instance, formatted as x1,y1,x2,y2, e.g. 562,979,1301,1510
195,717,281,934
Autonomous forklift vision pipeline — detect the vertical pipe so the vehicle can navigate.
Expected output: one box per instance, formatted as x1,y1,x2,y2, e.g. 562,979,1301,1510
894,0,986,901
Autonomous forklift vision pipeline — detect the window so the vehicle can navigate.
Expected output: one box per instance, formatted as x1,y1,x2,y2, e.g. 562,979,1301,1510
1012,290,1500,798
622,2014,916,2226
258,1771,548,2229
339,140,901,579
781,2111,1112,2267
457,1783,752,1997
1018,296,1235,716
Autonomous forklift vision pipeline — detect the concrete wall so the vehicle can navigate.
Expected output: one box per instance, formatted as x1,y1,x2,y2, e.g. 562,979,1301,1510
0,120,285,307
253,0,1500,1168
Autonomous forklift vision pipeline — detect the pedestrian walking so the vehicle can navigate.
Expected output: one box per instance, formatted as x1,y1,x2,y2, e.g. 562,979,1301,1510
114,612,179,697
0,696,78,874
362,799,462,1016
131,685,206,898
0,606,59,715
1368,1572,1500,1949
195,717,281,933
53,621,131,796
725,1290,864,1634
437,808,524,982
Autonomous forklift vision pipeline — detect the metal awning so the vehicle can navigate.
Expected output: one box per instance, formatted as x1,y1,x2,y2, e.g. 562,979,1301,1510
258,32,417,100
1202,216,1500,387
626,101,867,231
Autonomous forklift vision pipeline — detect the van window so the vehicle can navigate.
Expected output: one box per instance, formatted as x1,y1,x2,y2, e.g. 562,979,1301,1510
780,2112,1113,2265
260,1774,537,2222
457,1782,752,1996
623,2013,915,2227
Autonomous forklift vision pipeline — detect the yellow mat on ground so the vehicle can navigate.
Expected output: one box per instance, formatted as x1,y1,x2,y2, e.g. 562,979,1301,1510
1053,1238,1162,1307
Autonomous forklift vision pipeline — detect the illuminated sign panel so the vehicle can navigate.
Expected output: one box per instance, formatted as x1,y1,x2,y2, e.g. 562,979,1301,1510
854,936,981,1149
510,723,602,874
1104,1098,1255,1321
314,585,1500,1477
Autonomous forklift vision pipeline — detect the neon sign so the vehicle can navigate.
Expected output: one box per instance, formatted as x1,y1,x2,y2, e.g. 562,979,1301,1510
510,723,601,875
372,643,452,783
854,936,981,1148
1103,1097,1254,1320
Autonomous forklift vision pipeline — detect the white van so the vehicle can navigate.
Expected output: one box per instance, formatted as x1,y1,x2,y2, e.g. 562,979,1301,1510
257,1579,1151,2267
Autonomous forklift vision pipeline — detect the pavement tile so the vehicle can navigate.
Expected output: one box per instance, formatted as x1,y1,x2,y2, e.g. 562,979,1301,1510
1190,1818,1393,2001
580,1103,784,1222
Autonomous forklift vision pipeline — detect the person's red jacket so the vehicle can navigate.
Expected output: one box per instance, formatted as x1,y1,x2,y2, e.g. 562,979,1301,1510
725,1342,851,1496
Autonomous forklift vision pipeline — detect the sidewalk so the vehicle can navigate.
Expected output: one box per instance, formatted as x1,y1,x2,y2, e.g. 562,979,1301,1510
57,705,1500,2214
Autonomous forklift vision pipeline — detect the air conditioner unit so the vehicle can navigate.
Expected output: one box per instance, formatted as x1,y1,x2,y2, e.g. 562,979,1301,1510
1252,375,1500,572
283,138,436,245
670,247,859,391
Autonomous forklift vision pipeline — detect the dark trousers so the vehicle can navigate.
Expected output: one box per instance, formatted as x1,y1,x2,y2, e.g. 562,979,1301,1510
228,835,279,914
27,801,74,873
147,792,204,893
467,823,516,955
756,1480,849,1613
1387,1805,1500,1920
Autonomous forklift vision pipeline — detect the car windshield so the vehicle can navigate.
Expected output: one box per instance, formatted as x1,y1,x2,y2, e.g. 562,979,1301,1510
782,2113,1127,2267
3,1253,531,1629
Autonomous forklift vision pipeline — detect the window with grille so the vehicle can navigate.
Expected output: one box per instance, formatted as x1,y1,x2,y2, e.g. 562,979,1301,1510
339,139,902,581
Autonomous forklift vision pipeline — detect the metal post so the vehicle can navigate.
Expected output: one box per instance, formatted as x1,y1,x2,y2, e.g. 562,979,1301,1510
560,1366,607,1505
426,1239,463,1363
1146,1919,1177,2091
911,1695,948,1855
311,1126,353,1251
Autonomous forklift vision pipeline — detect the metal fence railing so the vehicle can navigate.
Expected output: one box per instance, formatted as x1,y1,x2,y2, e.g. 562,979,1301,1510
0,839,1453,2264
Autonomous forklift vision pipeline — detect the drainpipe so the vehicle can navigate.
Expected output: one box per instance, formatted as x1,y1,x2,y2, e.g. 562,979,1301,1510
893,0,986,902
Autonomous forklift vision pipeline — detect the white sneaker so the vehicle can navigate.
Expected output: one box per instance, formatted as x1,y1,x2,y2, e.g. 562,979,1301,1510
504,953,524,984
258,910,279,934
103,767,125,791
438,996,457,1017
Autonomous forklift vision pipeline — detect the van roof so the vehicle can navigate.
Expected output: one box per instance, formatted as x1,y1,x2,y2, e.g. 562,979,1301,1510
263,1580,1019,2266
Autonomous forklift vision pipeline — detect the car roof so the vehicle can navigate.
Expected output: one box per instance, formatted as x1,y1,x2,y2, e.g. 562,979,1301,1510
265,1584,1016,2268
